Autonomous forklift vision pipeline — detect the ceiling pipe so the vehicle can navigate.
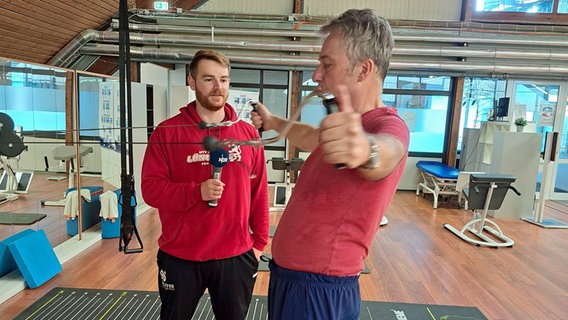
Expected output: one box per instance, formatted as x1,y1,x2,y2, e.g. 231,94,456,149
80,44,318,66
109,21,320,38
109,20,568,48
53,29,568,68
135,11,568,35
87,30,323,52
144,11,324,23
80,43,568,78
105,30,568,60
50,16,568,79
48,30,98,67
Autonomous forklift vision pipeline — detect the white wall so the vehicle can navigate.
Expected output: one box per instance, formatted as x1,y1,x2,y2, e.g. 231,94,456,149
140,63,169,87
171,86,194,117
198,0,293,14
10,137,101,174
399,156,443,191
198,0,463,21
140,62,170,124
304,0,462,20
169,64,188,118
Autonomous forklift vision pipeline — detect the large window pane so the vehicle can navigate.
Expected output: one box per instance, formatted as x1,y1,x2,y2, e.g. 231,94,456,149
79,75,109,137
395,76,451,91
384,75,450,91
230,68,289,149
259,88,287,147
302,71,452,155
300,91,327,127
230,69,260,84
1,61,66,132
514,83,558,123
388,94,450,153
560,0,568,13
264,70,288,85
459,78,507,151
475,0,554,13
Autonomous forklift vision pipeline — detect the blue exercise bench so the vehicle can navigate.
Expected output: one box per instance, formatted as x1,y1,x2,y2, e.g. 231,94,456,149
416,160,460,209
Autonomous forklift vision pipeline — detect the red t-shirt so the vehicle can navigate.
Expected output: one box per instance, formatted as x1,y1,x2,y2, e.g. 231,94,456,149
271,107,409,276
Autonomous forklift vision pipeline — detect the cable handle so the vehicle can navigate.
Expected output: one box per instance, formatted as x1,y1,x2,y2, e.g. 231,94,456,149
202,91,339,150
250,101,263,135
321,96,346,169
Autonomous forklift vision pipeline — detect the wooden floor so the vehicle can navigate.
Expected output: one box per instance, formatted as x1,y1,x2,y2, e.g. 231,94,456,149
1,189,568,319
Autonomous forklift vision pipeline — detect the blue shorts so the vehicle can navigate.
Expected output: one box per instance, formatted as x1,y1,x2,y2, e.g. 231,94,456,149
267,259,360,320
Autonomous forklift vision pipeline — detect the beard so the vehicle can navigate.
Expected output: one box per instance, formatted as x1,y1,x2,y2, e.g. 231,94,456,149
195,88,228,112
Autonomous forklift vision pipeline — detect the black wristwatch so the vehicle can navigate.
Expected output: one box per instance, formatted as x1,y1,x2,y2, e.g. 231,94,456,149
360,134,380,169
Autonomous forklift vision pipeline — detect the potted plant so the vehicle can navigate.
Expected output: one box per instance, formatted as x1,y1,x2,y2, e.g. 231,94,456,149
514,117,527,132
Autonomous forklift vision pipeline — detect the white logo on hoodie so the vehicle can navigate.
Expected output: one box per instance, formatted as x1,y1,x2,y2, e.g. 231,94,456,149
186,144,242,165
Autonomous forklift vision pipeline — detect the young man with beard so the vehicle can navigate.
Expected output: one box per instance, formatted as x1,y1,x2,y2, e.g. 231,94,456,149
252,9,410,320
141,49,269,320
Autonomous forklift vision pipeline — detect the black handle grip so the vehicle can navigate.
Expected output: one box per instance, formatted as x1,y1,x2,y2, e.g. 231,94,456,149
250,102,263,135
322,97,340,114
322,97,345,169
509,185,521,196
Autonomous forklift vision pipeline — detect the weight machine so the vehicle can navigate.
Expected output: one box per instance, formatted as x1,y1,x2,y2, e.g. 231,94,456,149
0,113,32,203
269,157,304,208
444,173,520,248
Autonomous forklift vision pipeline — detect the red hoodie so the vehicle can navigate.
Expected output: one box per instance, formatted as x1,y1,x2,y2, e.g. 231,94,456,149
141,101,269,261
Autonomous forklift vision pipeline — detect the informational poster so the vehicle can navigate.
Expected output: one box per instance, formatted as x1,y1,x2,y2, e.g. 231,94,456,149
99,82,118,152
538,103,555,127
227,90,260,124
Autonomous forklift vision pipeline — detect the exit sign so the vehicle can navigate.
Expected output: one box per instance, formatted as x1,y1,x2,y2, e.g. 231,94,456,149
154,1,169,10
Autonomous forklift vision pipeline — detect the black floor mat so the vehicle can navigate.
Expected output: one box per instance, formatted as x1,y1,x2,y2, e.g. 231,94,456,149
0,212,46,225
14,287,487,320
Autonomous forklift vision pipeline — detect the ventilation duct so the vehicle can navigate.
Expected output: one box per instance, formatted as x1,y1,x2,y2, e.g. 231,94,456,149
48,14,568,79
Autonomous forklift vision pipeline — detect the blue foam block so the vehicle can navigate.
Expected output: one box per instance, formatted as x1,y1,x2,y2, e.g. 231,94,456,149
0,229,35,277
8,229,62,288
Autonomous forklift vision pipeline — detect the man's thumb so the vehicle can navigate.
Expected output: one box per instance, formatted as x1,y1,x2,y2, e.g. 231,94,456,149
333,85,354,113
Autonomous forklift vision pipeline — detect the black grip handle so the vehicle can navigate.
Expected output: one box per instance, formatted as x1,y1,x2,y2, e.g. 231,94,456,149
551,132,558,162
322,97,345,169
322,97,340,114
250,102,263,135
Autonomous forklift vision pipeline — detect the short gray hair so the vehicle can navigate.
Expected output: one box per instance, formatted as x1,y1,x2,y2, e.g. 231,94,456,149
320,9,394,80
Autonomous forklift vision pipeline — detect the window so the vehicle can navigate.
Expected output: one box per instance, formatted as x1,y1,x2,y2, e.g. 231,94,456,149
560,0,568,12
466,0,568,24
78,74,117,138
475,0,554,13
300,71,453,155
230,68,289,149
0,61,67,132
458,77,507,151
